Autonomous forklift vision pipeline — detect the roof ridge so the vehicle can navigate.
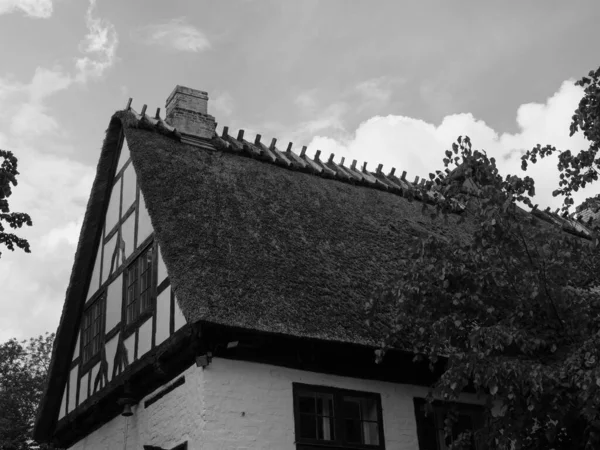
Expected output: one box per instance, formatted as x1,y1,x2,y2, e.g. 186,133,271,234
117,103,445,206
118,102,596,241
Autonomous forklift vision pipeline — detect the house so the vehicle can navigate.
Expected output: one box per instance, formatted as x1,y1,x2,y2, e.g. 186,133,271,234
33,85,490,450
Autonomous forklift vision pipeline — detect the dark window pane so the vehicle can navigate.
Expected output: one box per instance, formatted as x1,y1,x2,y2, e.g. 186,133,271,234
82,295,105,363
345,418,362,443
342,397,362,419
299,395,315,414
299,414,317,439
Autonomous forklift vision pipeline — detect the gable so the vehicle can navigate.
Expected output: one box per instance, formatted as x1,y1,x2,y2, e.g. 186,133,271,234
44,129,188,426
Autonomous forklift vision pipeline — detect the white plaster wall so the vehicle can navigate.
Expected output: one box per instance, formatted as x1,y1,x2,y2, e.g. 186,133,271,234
116,139,131,173
138,318,152,358
67,366,78,414
58,387,66,420
86,247,101,301
68,363,201,450
102,233,117,284
79,372,89,404
137,192,153,244
124,334,136,362
67,357,482,450
157,246,168,284
90,363,100,395
122,163,137,214
174,296,186,331
105,179,121,234
155,286,170,346
122,213,136,259
106,274,122,331
105,335,118,383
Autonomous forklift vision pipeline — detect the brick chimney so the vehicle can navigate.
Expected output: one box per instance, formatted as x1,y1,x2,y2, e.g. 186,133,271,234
165,85,216,142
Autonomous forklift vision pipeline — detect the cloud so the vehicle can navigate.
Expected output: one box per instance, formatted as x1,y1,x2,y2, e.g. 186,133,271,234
0,0,52,18
134,18,210,53
0,0,117,340
0,145,94,341
354,77,399,105
305,80,594,211
2,67,72,138
75,0,118,83
4,0,118,138
294,90,318,111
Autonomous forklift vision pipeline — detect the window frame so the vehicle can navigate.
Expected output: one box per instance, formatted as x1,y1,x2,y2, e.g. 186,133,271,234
413,398,485,450
122,240,156,335
293,383,385,450
79,292,106,373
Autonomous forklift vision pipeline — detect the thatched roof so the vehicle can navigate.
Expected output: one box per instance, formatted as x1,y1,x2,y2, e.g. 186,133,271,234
124,113,475,346
35,107,466,441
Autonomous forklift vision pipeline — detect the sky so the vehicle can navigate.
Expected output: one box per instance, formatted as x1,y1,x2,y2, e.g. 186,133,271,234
1,0,600,341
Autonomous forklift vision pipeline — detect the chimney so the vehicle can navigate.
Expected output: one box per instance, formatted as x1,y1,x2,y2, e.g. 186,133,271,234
165,85,216,142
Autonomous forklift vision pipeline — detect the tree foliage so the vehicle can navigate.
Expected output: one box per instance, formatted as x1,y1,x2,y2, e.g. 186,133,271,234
370,67,600,449
522,67,600,213
0,333,55,450
0,149,32,259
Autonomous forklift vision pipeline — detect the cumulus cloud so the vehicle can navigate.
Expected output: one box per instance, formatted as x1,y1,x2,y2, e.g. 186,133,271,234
0,146,94,341
0,0,117,339
134,18,210,53
0,0,53,18
4,0,118,138
305,80,594,211
7,67,73,137
75,0,119,83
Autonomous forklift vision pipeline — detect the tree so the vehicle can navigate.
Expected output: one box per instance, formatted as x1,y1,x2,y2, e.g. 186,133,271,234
1,149,32,259
369,67,600,450
0,333,55,450
522,67,600,213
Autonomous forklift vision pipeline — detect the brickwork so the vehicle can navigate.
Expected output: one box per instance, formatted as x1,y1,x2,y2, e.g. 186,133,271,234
165,85,215,140
66,357,481,449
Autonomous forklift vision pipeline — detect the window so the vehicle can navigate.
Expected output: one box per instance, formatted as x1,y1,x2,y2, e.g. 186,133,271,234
413,398,484,450
81,295,105,365
293,383,384,449
125,245,154,325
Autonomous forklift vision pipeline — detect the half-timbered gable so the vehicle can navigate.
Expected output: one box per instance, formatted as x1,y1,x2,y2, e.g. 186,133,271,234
55,129,188,425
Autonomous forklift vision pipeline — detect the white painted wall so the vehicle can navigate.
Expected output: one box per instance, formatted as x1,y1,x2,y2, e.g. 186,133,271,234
174,296,186,332
58,388,66,420
155,287,171,346
137,192,153,244
86,248,101,301
116,139,131,173
79,372,89,404
67,367,78,414
105,335,118,383
66,358,480,450
106,274,122,331
138,318,152,358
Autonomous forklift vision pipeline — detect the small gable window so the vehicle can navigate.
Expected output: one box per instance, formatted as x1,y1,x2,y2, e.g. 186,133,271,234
293,383,385,449
413,398,484,450
125,244,154,325
81,294,106,365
